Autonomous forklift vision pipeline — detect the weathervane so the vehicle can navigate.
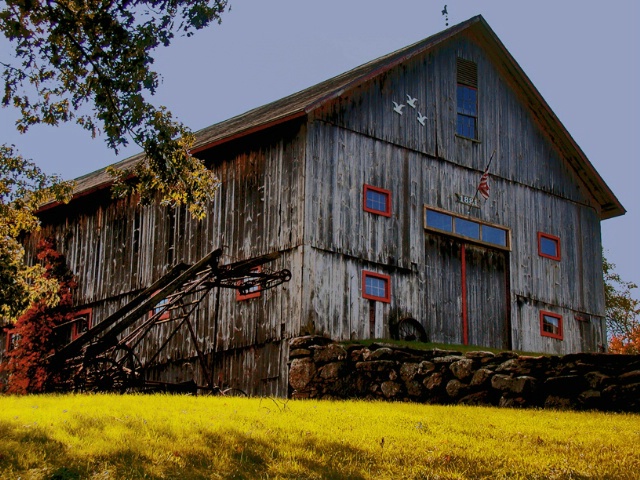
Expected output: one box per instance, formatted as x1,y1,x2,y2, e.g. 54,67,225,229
442,5,449,27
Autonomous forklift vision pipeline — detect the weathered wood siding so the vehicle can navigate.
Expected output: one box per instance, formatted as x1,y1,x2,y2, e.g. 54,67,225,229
26,122,308,394
304,31,606,353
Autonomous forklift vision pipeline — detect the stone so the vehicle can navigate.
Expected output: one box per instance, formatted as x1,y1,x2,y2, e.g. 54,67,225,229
355,360,396,372
618,370,640,384
491,374,536,394
450,359,475,381
446,379,468,398
406,380,423,397
431,348,463,356
424,373,444,391
400,363,419,382
470,368,494,387
289,348,311,359
499,396,527,408
418,361,436,375
544,395,573,410
578,389,602,409
381,381,401,398
543,375,587,396
584,371,611,389
289,358,316,391
464,351,496,360
312,343,347,364
289,335,332,349
458,391,492,406
370,347,395,360
318,361,343,380
495,359,522,373
389,369,398,381
433,355,465,364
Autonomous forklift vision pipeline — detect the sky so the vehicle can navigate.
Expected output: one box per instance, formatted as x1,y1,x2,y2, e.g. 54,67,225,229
1,0,639,292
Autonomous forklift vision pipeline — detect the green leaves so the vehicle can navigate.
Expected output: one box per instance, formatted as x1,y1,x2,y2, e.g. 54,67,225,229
2,0,227,216
0,145,74,320
603,254,639,341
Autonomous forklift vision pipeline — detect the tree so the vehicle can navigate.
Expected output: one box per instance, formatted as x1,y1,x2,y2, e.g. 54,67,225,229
1,0,228,319
1,0,227,218
1,145,73,320
604,255,640,354
1,238,76,393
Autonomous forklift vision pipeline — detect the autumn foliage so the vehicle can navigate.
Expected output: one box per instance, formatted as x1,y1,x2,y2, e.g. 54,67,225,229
1,239,76,393
609,325,640,355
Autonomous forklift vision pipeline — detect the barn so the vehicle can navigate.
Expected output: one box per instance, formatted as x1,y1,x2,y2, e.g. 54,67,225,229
3,15,625,396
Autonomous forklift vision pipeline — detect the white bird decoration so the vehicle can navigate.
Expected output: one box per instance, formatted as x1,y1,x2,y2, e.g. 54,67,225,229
393,101,406,115
406,95,418,109
417,112,428,126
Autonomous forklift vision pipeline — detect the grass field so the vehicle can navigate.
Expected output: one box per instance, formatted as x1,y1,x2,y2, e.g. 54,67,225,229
1,394,639,479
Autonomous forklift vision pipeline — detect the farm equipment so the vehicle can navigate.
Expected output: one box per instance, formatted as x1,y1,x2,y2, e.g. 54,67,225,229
48,248,291,393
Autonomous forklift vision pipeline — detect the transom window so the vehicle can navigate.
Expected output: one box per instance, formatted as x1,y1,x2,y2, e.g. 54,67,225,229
425,206,510,250
363,184,391,217
538,232,561,261
362,271,391,303
540,311,563,340
237,266,262,301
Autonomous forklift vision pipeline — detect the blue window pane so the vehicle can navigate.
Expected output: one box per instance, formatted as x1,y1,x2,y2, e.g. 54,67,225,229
457,85,477,115
426,209,453,232
542,315,560,334
154,298,168,315
457,84,477,138
456,114,476,138
540,236,559,257
365,276,387,299
481,224,507,246
366,189,388,213
454,217,480,239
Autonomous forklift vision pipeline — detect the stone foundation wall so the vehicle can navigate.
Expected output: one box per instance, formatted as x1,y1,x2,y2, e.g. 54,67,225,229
288,336,640,412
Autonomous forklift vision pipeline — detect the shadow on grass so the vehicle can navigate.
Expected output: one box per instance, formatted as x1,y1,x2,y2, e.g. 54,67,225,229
1,419,373,479
0,420,82,479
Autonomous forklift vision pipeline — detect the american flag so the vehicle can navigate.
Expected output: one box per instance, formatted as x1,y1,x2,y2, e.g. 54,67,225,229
478,170,490,199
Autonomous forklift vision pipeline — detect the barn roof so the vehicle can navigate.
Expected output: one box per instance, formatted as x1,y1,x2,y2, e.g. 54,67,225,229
61,15,625,219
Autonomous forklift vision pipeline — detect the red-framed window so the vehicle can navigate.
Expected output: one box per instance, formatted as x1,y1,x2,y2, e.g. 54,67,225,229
538,232,561,261
362,271,391,303
150,293,170,321
71,308,92,341
5,331,21,352
363,184,391,217
540,311,563,340
237,266,262,301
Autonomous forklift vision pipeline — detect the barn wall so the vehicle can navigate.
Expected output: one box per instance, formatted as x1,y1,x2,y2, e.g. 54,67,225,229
26,122,308,395
305,31,606,353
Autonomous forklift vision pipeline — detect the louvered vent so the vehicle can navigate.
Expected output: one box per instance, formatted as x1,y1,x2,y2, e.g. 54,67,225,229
457,58,477,87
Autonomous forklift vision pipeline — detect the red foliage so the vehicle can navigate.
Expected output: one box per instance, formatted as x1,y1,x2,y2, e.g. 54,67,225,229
1,239,76,393
609,324,640,355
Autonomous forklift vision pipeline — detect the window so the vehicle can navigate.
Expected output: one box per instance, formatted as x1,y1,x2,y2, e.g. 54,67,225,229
150,293,170,321
237,266,262,301
456,58,478,139
5,332,21,352
540,311,563,340
425,206,510,249
363,184,391,217
71,309,92,341
362,271,391,303
538,232,561,261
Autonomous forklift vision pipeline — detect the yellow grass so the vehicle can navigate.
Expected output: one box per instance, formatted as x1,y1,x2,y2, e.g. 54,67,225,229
0,394,638,479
